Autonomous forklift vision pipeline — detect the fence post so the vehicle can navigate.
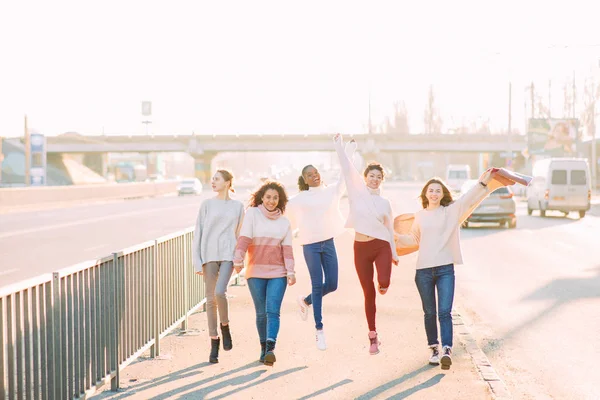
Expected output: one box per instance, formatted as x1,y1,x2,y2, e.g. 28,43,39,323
151,240,160,358
110,253,120,391
52,272,63,400
181,236,189,331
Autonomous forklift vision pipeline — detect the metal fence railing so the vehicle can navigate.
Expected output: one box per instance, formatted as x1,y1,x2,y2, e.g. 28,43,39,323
0,226,223,400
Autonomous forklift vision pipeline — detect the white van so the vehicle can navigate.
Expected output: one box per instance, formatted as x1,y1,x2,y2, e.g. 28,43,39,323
446,164,471,192
526,158,591,218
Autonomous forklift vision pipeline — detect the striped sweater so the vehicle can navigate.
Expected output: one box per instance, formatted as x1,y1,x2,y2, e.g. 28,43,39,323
233,206,295,279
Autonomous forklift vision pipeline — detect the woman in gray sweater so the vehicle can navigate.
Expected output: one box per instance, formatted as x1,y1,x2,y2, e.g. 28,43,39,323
192,169,244,364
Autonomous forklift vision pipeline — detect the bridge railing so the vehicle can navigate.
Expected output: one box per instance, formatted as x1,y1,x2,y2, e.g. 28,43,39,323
0,227,228,400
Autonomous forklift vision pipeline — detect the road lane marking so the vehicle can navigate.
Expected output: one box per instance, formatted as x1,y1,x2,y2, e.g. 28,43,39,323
0,268,19,277
0,203,198,240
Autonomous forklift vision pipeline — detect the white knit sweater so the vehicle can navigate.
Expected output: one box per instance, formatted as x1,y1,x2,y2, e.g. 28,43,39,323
287,142,356,245
395,183,491,269
192,198,245,273
334,137,399,261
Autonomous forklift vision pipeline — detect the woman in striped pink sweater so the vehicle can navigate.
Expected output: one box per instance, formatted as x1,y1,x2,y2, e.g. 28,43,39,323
233,181,296,366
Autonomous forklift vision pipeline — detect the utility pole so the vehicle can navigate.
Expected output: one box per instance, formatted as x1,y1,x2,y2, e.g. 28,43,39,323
24,115,30,186
531,82,535,119
0,136,3,185
508,81,513,168
593,75,598,190
368,88,372,134
548,79,552,118
572,71,576,119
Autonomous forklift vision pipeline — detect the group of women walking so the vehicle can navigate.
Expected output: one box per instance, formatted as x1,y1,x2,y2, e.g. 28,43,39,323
192,134,504,370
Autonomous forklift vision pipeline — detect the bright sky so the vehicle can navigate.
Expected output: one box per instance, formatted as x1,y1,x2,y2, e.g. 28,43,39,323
1,0,598,137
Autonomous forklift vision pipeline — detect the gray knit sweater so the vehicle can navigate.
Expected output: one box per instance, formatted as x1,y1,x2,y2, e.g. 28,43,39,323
192,198,245,272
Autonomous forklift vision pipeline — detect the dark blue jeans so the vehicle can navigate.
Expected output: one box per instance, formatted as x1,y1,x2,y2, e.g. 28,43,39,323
302,238,339,330
414,264,455,348
247,277,287,343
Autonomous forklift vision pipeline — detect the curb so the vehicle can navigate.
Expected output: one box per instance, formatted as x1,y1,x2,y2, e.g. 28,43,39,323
453,310,512,400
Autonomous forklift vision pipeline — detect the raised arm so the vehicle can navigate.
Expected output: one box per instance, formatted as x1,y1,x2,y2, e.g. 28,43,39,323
333,134,365,199
333,140,358,196
448,169,495,223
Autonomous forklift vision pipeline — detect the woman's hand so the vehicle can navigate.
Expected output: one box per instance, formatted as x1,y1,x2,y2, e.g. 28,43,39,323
392,259,399,266
233,263,244,274
287,275,297,286
195,271,204,276
334,133,342,142
479,168,513,192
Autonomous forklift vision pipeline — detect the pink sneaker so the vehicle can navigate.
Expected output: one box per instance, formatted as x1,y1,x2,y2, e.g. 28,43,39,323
368,331,380,355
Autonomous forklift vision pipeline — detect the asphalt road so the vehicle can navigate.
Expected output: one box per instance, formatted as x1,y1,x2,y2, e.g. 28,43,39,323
1,182,599,399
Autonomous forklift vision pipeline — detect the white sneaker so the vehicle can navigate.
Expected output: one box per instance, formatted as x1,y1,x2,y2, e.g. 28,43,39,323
428,345,440,365
316,329,327,351
297,296,309,321
441,346,453,370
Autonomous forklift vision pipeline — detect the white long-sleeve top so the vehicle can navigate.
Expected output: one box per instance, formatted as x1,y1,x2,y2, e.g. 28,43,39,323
334,137,399,261
287,143,355,245
192,198,245,273
395,183,491,269
287,183,345,245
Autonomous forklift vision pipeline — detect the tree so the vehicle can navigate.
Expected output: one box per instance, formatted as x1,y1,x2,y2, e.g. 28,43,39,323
384,101,410,135
424,85,443,134
581,77,599,139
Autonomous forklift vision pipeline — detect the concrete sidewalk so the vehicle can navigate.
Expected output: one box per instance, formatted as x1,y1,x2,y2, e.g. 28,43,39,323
92,231,495,400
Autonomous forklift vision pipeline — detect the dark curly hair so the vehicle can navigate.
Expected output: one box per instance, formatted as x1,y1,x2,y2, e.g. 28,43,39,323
419,178,453,208
363,162,385,179
249,180,289,213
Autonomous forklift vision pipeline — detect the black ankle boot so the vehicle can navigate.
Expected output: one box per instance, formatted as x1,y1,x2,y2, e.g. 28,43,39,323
259,342,267,364
209,338,220,363
221,323,233,351
264,340,276,366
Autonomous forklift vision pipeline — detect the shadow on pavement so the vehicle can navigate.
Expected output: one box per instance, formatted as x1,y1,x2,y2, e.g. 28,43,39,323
483,265,600,354
386,374,445,399
355,364,436,400
92,361,255,399
296,379,354,400
177,366,308,400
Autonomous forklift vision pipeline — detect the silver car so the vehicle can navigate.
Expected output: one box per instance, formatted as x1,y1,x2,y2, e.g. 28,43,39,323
460,179,517,229
178,178,203,196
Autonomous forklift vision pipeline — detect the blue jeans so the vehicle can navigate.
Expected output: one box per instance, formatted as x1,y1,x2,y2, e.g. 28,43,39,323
247,277,287,343
302,238,339,330
414,264,455,348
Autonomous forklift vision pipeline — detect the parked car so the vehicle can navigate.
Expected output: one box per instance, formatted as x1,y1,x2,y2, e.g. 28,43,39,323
446,164,471,192
460,179,517,228
177,178,203,196
526,158,591,218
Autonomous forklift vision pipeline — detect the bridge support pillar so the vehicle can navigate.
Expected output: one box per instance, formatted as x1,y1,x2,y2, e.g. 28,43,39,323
82,152,108,177
192,152,216,184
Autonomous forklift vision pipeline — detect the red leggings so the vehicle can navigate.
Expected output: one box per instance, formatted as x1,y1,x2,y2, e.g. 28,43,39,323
353,239,393,332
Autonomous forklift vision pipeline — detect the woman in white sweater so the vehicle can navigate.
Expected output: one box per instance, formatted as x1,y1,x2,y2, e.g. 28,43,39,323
192,170,244,364
334,133,399,355
287,155,350,351
394,170,503,370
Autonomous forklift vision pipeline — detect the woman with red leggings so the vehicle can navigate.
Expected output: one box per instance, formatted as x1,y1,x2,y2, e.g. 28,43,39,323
333,134,398,355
